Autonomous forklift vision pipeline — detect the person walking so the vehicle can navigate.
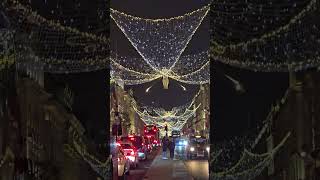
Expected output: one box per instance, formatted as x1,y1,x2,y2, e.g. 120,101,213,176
169,137,175,159
162,136,168,159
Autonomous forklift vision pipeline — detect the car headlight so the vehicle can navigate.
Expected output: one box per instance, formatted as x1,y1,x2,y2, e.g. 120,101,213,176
183,141,188,146
206,147,210,152
190,147,195,151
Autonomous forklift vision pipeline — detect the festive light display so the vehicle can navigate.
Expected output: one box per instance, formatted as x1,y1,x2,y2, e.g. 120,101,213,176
110,51,210,86
210,0,320,71
131,88,202,130
110,5,210,87
212,87,290,178
2,0,109,73
211,132,291,180
0,29,15,71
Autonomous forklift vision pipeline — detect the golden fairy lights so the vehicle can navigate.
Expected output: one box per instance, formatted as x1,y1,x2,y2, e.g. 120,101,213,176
211,132,291,180
110,5,210,87
131,88,202,130
3,0,109,73
210,0,320,71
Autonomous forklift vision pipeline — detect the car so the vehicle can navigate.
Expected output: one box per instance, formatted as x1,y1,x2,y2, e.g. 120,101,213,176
121,135,148,160
120,142,139,168
187,136,210,159
111,140,130,180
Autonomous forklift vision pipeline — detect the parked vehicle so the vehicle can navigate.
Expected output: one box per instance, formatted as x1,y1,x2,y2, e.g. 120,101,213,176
187,136,210,159
121,135,148,160
111,139,130,180
120,142,139,168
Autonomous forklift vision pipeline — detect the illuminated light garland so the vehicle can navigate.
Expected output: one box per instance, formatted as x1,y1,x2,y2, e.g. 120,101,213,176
72,137,111,180
211,132,291,180
110,51,210,85
3,0,110,73
210,0,320,71
0,29,15,71
131,88,202,130
110,5,209,72
211,0,318,49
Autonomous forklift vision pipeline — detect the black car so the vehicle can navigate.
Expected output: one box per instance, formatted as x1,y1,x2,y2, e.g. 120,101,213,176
187,136,210,159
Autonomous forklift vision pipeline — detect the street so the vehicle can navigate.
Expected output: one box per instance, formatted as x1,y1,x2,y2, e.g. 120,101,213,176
123,147,209,180
125,149,158,180
185,160,209,180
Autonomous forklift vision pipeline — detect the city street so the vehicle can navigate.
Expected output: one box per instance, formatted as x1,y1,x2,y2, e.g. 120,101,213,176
185,160,209,180
123,147,209,180
125,149,158,180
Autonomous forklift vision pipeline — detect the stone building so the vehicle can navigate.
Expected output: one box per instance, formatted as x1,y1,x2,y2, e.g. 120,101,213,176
185,84,210,138
256,71,320,180
110,82,145,137
0,72,108,179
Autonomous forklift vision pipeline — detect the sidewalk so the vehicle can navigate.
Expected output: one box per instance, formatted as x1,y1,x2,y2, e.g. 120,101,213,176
143,150,193,180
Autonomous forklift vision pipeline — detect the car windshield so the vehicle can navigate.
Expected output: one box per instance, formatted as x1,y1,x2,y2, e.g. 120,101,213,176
190,138,207,145
121,136,143,148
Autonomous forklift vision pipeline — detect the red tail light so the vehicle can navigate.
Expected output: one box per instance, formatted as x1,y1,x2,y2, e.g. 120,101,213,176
142,143,144,146
130,151,135,156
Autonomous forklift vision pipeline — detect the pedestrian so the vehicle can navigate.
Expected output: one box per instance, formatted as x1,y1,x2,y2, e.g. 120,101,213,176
162,136,168,159
169,137,175,159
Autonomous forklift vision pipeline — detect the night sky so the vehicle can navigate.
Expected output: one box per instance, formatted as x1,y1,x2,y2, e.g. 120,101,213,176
111,0,210,110
212,62,289,141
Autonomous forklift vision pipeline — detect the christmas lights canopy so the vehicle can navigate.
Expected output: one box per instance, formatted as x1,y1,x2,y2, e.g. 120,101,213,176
210,0,320,72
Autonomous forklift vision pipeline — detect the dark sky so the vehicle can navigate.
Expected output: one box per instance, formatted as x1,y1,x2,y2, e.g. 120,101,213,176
111,0,210,110
212,62,289,141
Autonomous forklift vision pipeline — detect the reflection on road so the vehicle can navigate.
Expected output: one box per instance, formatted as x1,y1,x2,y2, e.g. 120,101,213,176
185,160,209,180
125,149,158,180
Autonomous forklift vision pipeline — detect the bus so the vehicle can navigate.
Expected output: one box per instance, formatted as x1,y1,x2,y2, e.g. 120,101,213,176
144,125,160,147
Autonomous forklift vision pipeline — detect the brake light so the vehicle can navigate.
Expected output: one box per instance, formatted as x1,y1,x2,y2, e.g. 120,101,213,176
142,143,144,146
128,135,133,137
130,151,135,156
116,143,120,146
154,129,156,132
130,137,135,140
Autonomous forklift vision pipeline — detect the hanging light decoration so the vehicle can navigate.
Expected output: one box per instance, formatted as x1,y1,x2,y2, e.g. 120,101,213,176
131,89,202,130
211,132,291,180
2,0,110,73
210,0,320,71
110,5,210,87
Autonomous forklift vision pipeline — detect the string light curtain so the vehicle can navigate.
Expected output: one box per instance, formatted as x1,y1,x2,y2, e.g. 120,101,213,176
0,29,15,71
110,5,210,86
211,132,291,180
131,89,202,130
2,0,109,73
210,0,320,71
110,51,210,85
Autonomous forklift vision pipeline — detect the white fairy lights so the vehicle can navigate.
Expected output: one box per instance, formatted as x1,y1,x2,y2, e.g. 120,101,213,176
110,5,210,87
211,132,291,180
110,51,210,86
3,0,109,73
131,89,202,130
210,0,320,71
